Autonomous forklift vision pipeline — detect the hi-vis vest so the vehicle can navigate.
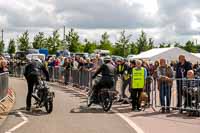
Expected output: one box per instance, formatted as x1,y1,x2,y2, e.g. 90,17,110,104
118,65,124,72
131,67,145,89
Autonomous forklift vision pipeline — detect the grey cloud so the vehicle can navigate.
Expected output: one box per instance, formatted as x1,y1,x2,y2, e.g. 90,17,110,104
53,0,159,29
1,0,200,45
158,0,200,35
0,2,60,30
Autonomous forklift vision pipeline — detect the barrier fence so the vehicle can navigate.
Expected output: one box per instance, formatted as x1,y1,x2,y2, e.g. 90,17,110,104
8,65,200,114
0,72,9,101
152,78,200,112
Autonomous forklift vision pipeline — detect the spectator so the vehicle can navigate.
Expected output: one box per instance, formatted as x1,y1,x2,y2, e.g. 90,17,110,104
78,57,85,88
153,60,159,80
48,57,55,80
182,70,200,109
63,57,73,85
149,61,154,76
157,58,173,113
176,55,192,110
142,61,152,104
96,54,103,69
73,56,79,70
0,59,8,73
84,58,94,71
130,60,147,112
116,59,129,100
120,60,131,100
90,58,98,72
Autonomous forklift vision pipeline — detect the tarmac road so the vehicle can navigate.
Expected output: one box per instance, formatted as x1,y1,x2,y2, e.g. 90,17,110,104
0,78,136,133
1,78,200,133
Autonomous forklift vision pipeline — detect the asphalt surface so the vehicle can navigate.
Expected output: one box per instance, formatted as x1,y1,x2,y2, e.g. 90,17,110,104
1,78,200,133
0,78,136,133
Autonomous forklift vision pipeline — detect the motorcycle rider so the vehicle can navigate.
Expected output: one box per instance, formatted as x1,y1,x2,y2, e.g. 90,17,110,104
90,56,116,103
24,57,50,111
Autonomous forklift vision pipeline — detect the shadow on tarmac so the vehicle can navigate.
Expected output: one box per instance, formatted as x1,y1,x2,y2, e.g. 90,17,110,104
70,105,115,114
8,107,48,117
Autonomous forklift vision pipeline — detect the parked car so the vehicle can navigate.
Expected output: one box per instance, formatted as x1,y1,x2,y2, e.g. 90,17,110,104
56,50,70,57
15,51,26,60
75,53,89,59
94,49,110,57
26,49,39,54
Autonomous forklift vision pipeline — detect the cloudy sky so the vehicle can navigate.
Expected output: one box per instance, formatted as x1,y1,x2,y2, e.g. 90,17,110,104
0,0,200,46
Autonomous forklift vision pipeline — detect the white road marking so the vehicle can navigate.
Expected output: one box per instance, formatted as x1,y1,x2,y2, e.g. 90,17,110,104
53,83,145,133
5,111,28,133
113,111,144,133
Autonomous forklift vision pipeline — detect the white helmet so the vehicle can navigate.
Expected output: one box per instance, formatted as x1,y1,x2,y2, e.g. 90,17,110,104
103,56,111,62
31,56,42,64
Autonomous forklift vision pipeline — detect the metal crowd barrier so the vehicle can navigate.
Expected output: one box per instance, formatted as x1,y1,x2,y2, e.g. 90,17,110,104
8,64,200,115
151,78,200,113
47,66,94,89
0,72,9,101
9,64,25,78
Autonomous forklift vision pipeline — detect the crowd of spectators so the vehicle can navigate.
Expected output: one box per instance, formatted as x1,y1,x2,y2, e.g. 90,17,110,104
5,53,200,114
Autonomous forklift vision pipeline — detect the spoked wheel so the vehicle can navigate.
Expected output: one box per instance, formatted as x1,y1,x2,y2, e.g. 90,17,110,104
45,100,53,113
100,92,113,112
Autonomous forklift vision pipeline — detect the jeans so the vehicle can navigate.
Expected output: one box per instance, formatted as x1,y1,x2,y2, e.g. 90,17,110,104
159,82,171,107
121,79,130,98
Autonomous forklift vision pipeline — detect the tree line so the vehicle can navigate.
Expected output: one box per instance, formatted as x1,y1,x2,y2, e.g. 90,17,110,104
1,28,200,57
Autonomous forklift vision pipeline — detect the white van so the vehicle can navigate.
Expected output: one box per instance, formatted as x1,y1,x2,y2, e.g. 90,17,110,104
26,54,45,61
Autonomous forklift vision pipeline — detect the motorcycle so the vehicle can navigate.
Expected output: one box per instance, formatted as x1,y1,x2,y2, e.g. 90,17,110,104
87,76,117,112
87,88,117,112
32,80,55,113
183,86,200,116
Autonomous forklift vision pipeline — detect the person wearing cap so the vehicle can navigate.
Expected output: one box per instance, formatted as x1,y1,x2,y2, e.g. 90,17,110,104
116,58,127,76
90,56,116,104
120,59,132,101
130,60,147,111
116,58,129,99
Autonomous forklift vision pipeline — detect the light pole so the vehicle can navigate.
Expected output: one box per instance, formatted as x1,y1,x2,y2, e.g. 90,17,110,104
1,29,3,42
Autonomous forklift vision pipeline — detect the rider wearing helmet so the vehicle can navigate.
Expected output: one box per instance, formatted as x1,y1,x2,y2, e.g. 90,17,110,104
91,56,116,103
24,57,50,111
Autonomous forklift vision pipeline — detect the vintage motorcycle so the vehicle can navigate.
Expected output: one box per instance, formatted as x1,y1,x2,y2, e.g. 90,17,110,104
32,80,55,113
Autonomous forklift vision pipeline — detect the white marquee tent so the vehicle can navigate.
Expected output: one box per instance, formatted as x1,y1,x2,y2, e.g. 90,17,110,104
132,47,200,63
191,53,200,58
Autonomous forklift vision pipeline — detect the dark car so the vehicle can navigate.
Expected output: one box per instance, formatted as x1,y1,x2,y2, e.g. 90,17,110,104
15,51,26,60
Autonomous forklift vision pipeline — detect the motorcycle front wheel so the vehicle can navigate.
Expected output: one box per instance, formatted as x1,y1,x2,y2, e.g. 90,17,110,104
100,91,112,112
45,100,53,113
